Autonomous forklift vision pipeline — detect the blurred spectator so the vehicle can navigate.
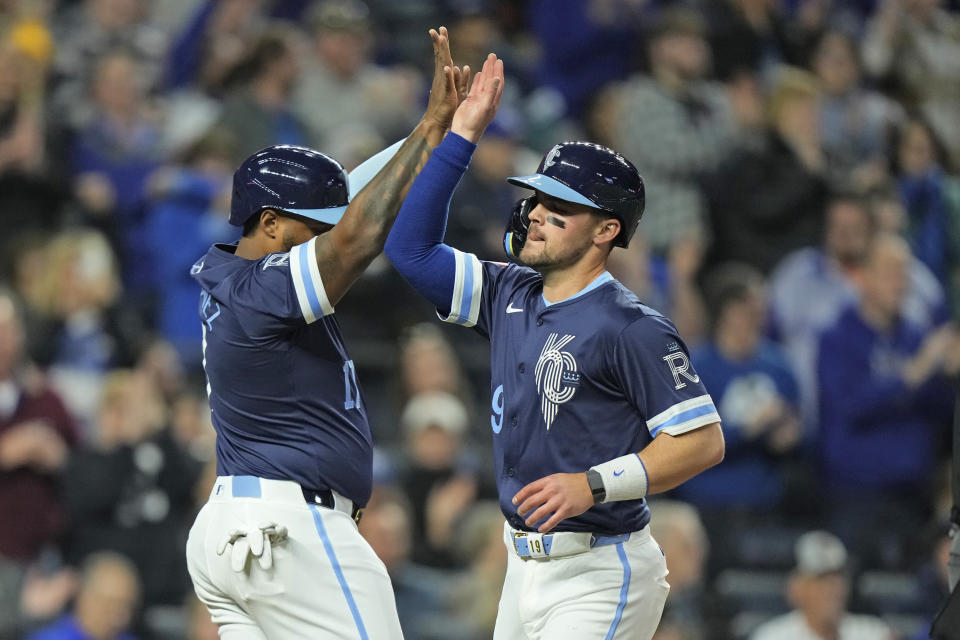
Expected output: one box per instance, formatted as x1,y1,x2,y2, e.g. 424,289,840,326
0,41,65,265
653,617,704,640
447,501,507,640
51,0,168,125
705,66,829,273
769,193,946,428
816,233,956,565
143,130,235,368
396,323,476,417
69,49,165,298
396,391,489,570
30,231,142,434
614,7,737,253
166,0,267,92
184,595,218,640
610,238,707,345
27,551,140,640
525,0,639,118
811,29,902,191
0,41,45,176
862,0,960,170
703,0,789,81
293,0,422,169
0,290,76,638
891,117,960,294
679,264,802,514
216,29,311,164
749,531,894,640
62,370,203,612
649,500,710,633
168,390,215,466
359,484,456,640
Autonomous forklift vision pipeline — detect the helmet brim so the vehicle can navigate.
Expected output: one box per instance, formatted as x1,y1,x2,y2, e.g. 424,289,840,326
282,205,348,226
506,174,601,211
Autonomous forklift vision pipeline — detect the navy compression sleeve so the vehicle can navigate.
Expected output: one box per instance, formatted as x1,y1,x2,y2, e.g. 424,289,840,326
385,132,477,311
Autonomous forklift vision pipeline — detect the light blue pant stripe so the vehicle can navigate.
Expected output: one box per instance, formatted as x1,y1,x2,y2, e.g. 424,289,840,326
308,504,369,640
605,542,631,640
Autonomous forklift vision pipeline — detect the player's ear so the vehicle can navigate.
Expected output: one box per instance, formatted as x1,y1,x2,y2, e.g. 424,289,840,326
260,209,281,239
593,216,620,247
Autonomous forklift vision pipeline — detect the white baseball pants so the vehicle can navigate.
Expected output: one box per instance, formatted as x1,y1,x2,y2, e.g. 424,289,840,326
186,476,403,640
493,523,670,640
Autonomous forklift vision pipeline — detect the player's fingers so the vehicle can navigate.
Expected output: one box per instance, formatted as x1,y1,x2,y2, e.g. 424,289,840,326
512,478,544,507
515,488,550,516
433,25,452,65
538,510,567,533
469,69,483,97
443,65,456,95
459,65,472,98
515,492,544,517
494,58,505,104
524,501,555,528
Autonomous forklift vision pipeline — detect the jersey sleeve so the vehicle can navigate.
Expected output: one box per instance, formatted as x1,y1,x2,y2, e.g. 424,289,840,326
614,315,721,437
438,254,521,337
216,237,333,335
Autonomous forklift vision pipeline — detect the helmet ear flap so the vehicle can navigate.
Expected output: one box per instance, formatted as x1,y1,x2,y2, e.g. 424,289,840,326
503,195,537,260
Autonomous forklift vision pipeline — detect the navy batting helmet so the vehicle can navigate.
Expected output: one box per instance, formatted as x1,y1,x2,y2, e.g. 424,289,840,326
230,145,350,227
503,141,645,258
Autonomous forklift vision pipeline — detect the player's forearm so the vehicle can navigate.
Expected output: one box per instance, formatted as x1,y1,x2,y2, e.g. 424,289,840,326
334,119,446,255
385,131,477,308
639,423,724,495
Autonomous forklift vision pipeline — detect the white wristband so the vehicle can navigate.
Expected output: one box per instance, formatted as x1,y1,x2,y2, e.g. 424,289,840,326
590,454,648,503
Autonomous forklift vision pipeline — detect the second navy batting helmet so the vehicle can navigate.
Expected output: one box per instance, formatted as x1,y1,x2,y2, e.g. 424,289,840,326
503,141,645,258
230,145,350,227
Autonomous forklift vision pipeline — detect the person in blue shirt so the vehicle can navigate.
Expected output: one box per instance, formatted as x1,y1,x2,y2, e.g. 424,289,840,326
185,28,468,639
386,54,724,640
28,552,140,640
817,233,958,566
680,263,802,512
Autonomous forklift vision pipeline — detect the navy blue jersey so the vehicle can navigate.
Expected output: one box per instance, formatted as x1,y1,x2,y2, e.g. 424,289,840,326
191,240,373,505
442,252,720,534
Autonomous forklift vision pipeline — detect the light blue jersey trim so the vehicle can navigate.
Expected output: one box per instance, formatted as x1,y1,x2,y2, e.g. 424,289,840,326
297,243,324,319
605,542,631,639
459,255,476,323
650,404,718,436
308,505,369,640
542,271,614,307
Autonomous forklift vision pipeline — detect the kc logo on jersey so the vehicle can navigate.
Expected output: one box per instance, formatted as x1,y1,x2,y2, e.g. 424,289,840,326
535,333,579,430
663,350,700,390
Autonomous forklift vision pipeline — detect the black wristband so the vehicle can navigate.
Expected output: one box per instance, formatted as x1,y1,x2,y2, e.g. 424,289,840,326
586,469,606,504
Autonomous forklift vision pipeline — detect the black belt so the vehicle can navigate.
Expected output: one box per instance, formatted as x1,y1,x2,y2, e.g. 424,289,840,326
302,487,363,523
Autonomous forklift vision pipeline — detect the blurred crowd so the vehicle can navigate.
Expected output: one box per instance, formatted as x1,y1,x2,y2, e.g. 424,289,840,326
0,0,958,638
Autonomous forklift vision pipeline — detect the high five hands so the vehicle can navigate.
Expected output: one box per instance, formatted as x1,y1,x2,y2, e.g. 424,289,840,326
425,27,474,130
424,26,504,142
451,52,505,143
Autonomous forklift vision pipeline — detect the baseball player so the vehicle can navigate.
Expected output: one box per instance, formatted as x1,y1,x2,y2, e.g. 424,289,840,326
185,28,468,639
385,54,725,639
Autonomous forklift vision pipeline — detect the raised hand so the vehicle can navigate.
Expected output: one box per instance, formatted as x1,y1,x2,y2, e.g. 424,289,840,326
424,27,461,130
451,53,505,143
